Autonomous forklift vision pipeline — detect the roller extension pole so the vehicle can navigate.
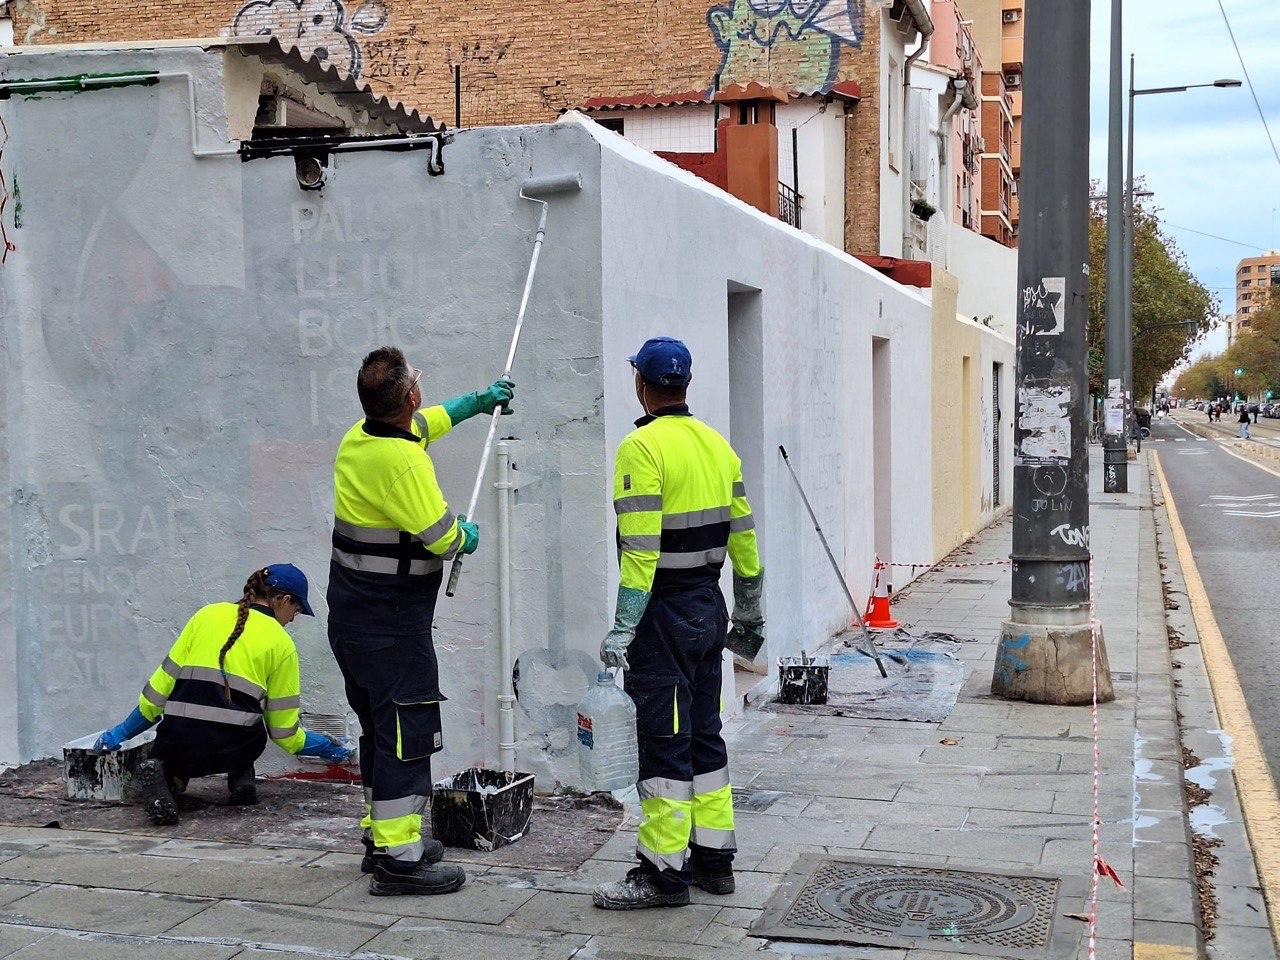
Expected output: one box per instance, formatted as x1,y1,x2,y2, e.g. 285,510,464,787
779,446,888,678
447,173,582,597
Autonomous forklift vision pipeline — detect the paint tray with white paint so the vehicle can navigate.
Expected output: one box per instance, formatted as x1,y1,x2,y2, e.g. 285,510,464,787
63,729,156,801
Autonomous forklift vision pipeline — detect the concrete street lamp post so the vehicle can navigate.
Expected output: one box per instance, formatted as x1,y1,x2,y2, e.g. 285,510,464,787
1123,63,1241,454
992,0,1112,704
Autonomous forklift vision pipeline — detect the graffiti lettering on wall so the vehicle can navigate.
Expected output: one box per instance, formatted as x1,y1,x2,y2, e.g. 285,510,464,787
228,0,390,79
707,0,864,93
364,25,429,83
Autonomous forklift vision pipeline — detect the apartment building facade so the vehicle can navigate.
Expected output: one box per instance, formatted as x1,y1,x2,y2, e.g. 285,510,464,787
965,0,1021,244
1236,251,1280,330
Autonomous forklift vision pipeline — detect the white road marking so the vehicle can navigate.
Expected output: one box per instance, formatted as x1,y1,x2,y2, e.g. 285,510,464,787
1223,510,1280,518
1174,438,1185,442
1211,495,1276,501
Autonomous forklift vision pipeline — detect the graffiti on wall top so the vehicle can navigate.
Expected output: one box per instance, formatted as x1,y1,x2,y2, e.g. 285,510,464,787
707,0,864,93
228,0,390,80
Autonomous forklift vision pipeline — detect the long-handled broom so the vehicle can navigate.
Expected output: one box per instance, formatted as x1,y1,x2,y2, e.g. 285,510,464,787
779,445,896,677
446,173,583,597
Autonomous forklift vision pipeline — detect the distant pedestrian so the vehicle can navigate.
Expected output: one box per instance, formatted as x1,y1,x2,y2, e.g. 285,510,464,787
1251,403,1260,424
1239,405,1252,439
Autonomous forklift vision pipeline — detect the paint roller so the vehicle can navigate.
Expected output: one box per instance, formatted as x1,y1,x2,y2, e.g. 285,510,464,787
447,172,584,597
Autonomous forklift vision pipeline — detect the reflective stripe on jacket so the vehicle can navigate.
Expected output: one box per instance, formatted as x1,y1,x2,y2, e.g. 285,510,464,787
613,405,762,592
137,602,306,754
328,406,462,634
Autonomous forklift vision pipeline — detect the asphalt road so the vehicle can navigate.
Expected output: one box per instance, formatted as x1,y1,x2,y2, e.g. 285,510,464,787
1153,413,1280,780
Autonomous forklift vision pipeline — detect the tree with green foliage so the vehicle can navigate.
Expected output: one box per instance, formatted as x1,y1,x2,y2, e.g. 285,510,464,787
1086,188,1217,403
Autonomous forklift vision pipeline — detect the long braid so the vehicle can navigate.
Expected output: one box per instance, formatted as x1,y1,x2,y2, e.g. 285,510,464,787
220,568,269,703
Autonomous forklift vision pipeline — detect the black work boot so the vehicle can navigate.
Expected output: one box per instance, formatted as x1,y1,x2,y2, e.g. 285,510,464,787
691,868,736,895
227,766,258,805
137,759,180,826
369,852,465,896
362,836,445,875
592,868,690,910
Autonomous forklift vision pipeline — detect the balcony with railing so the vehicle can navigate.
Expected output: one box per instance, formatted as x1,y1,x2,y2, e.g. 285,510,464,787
778,181,802,229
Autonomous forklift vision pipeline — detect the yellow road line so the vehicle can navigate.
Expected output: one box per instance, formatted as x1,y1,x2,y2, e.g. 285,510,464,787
1153,450,1280,952
1133,944,1196,960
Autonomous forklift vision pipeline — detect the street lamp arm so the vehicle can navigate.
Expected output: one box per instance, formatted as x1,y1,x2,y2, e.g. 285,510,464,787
1132,319,1199,338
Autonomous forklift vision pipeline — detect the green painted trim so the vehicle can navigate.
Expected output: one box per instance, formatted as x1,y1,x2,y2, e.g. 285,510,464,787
0,71,159,97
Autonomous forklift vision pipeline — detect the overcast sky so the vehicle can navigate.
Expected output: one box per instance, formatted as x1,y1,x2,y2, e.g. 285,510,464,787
1084,0,1280,366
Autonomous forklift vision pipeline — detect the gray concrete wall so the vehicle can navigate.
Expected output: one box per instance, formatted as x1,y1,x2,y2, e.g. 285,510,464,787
0,44,608,780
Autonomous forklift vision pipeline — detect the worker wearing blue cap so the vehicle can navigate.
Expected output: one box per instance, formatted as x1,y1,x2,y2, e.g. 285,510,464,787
95,563,352,825
594,336,766,911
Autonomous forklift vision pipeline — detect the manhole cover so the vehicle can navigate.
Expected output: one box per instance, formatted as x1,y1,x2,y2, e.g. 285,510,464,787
755,856,1085,959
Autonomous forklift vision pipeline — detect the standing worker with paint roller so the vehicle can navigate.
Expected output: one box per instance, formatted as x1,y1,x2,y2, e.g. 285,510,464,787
327,347,513,897
594,336,765,911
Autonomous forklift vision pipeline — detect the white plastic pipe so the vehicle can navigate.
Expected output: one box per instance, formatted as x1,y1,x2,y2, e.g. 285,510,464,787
495,441,516,773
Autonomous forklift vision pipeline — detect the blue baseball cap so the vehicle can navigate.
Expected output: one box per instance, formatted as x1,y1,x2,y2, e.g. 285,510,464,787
628,336,692,386
264,563,314,616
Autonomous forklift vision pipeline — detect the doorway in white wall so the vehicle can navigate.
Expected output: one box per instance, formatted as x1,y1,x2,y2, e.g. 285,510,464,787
727,281,765,698
993,361,1003,507
871,337,892,568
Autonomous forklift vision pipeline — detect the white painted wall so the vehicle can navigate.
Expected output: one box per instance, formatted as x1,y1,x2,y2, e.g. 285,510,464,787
0,42,990,785
592,117,934,673
880,9,907,257
591,106,717,154
776,100,847,250
949,220,1018,339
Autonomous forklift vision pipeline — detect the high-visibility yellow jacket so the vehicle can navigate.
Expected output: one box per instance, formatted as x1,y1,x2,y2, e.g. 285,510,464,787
613,406,762,592
328,406,464,634
138,601,306,756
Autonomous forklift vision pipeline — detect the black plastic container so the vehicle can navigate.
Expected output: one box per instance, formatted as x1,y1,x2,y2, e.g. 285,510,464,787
777,656,830,705
431,768,535,851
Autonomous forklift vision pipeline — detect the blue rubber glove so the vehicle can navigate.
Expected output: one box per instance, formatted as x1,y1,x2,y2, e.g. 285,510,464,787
457,516,480,555
442,378,515,425
94,706,155,752
299,731,355,763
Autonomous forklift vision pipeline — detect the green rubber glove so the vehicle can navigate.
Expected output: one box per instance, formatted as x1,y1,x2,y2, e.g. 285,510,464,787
442,378,515,426
600,585,650,670
456,516,479,555
726,571,765,661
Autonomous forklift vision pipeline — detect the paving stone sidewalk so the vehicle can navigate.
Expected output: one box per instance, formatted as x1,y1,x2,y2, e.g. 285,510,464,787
0,453,1220,959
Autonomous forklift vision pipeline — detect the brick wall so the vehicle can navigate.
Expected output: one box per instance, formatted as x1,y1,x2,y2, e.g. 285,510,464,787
15,0,878,123
14,0,888,252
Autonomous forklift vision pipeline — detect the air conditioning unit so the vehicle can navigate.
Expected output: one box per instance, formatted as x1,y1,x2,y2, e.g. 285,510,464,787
1005,73,1022,88
1003,9,1021,23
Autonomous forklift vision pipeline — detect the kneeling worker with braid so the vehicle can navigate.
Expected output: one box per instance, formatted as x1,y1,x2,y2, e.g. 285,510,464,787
96,564,352,826
594,336,765,910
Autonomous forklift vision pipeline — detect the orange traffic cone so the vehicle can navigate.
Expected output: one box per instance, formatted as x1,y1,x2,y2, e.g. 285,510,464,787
865,559,900,630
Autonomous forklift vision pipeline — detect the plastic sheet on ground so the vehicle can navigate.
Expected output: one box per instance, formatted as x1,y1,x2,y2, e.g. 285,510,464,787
765,629,966,722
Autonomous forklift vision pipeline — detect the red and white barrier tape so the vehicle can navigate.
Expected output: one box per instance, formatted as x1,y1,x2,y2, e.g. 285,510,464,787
876,551,1122,957
1088,562,1124,960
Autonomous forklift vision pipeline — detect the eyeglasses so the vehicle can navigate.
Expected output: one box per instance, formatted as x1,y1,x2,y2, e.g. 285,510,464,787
407,367,422,401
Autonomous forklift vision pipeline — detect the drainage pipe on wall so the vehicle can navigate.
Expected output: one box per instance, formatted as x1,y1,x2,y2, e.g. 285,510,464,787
935,78,971,262
899,0,934,259
495,441,517,773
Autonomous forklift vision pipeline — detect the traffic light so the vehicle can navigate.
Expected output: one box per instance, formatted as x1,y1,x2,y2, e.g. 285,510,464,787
1235,368,1245,377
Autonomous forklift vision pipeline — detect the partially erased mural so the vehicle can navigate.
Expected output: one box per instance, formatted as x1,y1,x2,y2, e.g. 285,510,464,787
707,0,865,92
228,0,390,79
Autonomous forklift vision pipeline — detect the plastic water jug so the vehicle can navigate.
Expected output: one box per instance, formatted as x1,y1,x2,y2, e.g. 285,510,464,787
577,671,639,792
